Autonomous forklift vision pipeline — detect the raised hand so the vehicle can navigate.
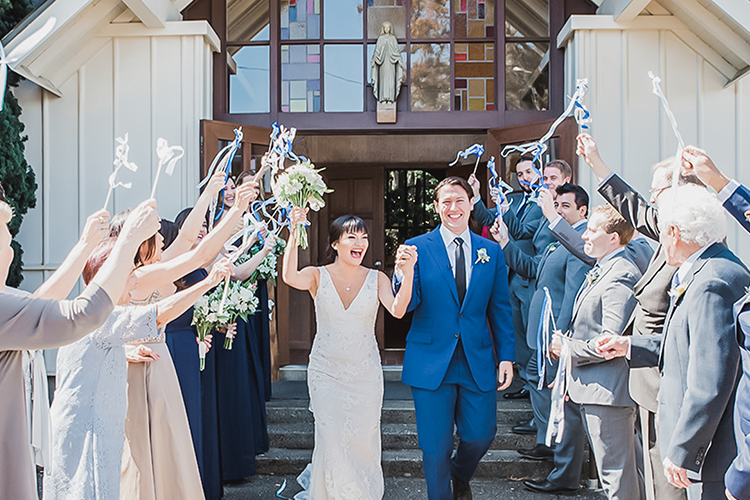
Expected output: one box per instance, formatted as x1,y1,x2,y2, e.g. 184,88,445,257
596,335,629,360
576,133,612,181
394,245,418,276
81,209,110,248
682,146,730,192
489,218,509,247
536,187,557,222
121,199,160,244
208,258,233,286
233,183,257,212
467,174,481,199
206,169,229,197
288,207,309,228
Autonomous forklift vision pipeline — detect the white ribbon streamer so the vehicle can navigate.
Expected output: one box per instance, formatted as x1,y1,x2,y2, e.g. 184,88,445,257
648,72,685,191
150,138,184,198
546,337,571,447
103,134,138,210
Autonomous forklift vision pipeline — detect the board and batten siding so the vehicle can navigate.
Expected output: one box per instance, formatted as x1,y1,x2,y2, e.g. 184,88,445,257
15,33,215,294
562,25,750,262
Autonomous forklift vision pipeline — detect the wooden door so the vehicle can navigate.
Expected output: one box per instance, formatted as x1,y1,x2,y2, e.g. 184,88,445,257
321,167,385,347
200,120,273,179
486,116,578,205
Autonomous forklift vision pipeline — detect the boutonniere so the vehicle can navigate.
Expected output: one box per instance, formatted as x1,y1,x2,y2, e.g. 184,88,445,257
668,284,687,302
586,266,601,286
745,209,750,223
475,248,490,264
545,242,559,255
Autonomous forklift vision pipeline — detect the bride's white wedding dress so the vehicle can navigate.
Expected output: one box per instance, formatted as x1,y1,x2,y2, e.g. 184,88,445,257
295,266,384,500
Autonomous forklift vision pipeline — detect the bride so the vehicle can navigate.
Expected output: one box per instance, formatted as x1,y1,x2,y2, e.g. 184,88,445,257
282,208,417,500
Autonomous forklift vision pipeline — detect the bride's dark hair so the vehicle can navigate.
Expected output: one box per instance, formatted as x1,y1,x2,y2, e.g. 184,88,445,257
327,215,369,263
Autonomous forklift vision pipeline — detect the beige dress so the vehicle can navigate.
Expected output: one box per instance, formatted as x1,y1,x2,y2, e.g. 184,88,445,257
120,292,205,500
0,284,113,500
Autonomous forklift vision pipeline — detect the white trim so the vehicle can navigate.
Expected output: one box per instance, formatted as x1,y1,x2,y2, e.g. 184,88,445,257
557,15,685,48
597,0,652,22
558,14,737,82
99,20,220,52
677,0,750,66
709,0,750,34
122,0,181,29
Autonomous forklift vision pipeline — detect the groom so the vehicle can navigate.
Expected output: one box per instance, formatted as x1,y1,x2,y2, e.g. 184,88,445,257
400,176,515,500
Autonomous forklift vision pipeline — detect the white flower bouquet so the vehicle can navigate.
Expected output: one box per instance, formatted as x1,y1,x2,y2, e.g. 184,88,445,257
207,280,260,350
246,238,286,286
191,296,216,371
272,160,331,249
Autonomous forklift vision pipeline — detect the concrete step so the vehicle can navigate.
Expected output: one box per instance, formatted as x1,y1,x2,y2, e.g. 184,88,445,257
268,422,538,451
280,364,404,382
256,448,555,480
267,399,534,426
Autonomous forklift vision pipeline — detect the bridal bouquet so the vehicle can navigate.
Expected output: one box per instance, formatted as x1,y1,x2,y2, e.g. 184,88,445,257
272,160,331,249
192,296,216,371
246,238,286,286
208,279,260,350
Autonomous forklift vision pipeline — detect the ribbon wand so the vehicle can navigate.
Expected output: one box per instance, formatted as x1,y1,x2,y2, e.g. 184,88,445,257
449,144,485,175
150,138,184,199
648,72,685,190
103,134,138,210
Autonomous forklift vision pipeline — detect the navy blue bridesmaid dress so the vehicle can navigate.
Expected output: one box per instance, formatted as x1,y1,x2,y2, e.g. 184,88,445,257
215,315,257,481
164,268,207,477
201,330,224,499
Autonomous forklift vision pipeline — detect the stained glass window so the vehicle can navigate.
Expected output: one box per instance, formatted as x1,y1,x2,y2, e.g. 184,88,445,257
454,0,495,39
410,43,450,111
281,44,321,112
454,43,494,111
281,0,321,40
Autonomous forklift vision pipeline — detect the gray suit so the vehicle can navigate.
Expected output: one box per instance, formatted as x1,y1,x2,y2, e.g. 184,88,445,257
521,221,591,488
564,253,643,500
598,174,683,500
631,243,750,499
474,195,547,382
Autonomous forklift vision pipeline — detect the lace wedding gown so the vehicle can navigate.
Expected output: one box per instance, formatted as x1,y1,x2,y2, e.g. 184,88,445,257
296,267,384,500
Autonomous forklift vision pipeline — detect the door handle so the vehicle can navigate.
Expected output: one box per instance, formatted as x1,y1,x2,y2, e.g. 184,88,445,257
375,261,382,266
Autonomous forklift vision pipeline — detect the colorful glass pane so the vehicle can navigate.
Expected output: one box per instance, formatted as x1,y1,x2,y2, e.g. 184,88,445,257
282,44,321,112
281,0,320,40
453,43,494,111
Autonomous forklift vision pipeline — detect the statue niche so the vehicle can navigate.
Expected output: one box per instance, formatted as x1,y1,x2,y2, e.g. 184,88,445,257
371,21,405,123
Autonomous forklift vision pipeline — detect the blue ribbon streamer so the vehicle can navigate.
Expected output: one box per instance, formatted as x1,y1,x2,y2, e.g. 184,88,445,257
487,156,514,214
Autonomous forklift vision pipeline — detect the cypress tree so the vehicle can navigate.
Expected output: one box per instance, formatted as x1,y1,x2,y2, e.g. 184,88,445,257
0,0,37,287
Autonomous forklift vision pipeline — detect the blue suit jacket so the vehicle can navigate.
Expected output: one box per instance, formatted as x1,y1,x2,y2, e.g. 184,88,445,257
401,227,515,392
724,183,750,497
724,183,750,234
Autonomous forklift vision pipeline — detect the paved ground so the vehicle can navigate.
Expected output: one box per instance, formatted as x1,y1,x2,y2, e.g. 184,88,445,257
224,475,606,499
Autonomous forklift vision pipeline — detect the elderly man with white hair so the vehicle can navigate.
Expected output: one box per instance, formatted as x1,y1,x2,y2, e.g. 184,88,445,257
597,184,750,500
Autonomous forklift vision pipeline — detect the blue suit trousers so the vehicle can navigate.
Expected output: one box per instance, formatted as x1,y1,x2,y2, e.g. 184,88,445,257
411,341,497,500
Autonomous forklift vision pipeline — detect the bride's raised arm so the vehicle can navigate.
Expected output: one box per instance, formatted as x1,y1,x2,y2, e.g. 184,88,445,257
131,183,256,295
377,244,417,318
282,207,320,296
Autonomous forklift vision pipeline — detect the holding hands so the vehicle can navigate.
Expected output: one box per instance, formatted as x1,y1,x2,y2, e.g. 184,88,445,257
395,245,418,276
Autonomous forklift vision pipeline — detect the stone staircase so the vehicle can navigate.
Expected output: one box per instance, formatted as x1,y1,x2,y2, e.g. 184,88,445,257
256,367,582,481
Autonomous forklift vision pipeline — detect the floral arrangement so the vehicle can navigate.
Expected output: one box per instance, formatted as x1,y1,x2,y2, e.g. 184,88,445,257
271,160,331,249
192,296,216,371
246,238,286,286
211,280,260,350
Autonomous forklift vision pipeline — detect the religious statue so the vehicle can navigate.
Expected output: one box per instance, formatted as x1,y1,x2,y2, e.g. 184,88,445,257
371,22,405,105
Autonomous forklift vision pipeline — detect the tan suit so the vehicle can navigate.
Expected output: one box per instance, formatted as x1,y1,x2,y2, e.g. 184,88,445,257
0,284,113,500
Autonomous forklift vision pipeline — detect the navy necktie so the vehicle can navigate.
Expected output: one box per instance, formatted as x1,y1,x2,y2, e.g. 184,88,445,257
454,237,466,304
516,194,529,219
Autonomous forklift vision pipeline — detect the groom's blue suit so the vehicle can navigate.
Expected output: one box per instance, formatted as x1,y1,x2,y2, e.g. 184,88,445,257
401,226,514,500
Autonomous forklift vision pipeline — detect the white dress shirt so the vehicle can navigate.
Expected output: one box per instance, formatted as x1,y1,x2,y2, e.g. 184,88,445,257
439,225,473,285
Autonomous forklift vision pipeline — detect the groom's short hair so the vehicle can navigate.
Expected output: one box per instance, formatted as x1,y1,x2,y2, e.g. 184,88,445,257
434,176,473,201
